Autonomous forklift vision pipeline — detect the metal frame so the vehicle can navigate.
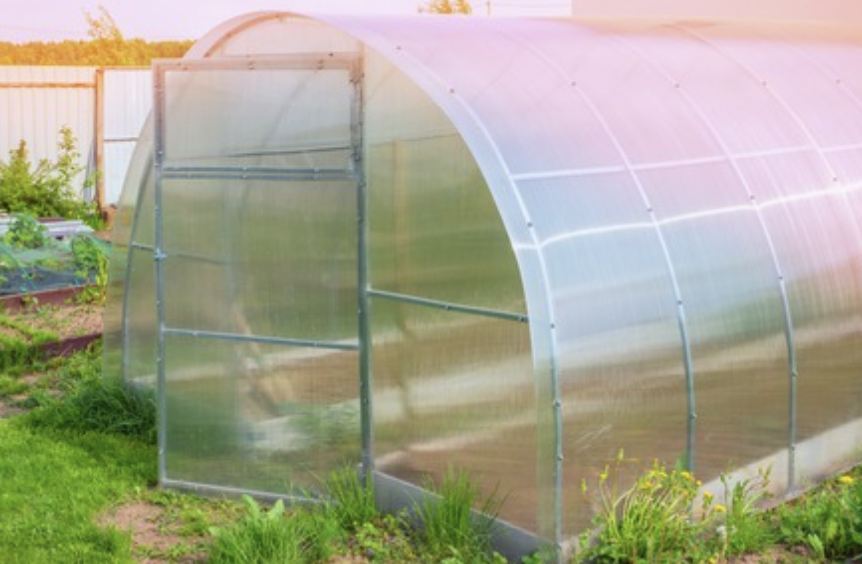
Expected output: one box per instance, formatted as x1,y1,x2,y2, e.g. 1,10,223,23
152,53,362,490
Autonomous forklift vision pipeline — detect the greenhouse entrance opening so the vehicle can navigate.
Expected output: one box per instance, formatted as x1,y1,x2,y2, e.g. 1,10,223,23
153,55,367,495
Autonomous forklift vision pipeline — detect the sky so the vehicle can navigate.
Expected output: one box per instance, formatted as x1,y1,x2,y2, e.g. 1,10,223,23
3,0,861,43
1,0,570,43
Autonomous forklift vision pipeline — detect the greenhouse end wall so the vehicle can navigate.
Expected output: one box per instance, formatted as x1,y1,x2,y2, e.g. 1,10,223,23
106,12,862,559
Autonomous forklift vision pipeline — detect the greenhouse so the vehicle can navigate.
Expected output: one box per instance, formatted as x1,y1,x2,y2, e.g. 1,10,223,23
105,11,862,559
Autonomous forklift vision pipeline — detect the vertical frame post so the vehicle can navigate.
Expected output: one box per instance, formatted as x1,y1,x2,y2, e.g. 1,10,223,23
353,57,374,479
152,63,168,486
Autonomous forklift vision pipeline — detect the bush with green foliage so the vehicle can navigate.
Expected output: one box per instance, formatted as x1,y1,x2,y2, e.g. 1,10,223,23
0,126,99,224
2,213,49,249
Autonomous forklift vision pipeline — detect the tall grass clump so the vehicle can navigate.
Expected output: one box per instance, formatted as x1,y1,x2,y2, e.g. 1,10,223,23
209,496,304,564
325,466,379,531
415,467,506,563
21,345,156,444
711,468,776,558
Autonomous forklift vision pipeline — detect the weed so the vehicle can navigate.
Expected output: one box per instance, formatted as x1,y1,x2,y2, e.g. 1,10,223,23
415,467,506,564
711,468,776,557
208,496,304,564
578,452,713,564
352,515,418,562
295,506,344,562
775,472,862,560
325,465,379,531
21,344,157,444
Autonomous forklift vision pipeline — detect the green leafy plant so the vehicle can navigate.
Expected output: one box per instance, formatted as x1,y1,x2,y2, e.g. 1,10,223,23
3,213,49,249
711,468,776,557
71,234,109,304
414,467,506,564
775,473,862,561
578,452,716,564
0,127,95,220
208,495,304,564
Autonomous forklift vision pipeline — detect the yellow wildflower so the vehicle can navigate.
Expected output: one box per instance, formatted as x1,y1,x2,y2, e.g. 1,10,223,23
703,491,714,501
714,504,727,513
680,471,693,481
696,480,703,487
839,475,854,485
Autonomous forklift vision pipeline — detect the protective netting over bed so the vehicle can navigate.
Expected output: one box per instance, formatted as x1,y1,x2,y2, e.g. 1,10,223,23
0,215,107,296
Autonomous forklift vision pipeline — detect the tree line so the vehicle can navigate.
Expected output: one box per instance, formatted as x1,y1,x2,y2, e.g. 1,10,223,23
0,6,192,66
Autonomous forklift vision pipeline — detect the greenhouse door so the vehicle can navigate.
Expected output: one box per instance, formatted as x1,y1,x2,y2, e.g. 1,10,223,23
152,56,365,493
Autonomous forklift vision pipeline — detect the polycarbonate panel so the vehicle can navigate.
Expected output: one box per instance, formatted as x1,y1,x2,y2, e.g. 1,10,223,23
161,178,357,342
163,67,352,170
545,225,687,536
365,55,525,313
165,334,360,493
370,300,535,530
626,25,810,155
107,247,157,386
703,35,862,148
634,162,790,492
104,152,155,383
106,12,862,551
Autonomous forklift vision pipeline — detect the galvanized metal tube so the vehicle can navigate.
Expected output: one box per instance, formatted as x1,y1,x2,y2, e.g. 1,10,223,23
367,289,529,324
162,327,360,351
354,58,375,479
152,65,168,486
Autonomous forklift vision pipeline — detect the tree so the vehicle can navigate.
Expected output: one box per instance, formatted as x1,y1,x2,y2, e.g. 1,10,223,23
83,5,130,66
418,0,473,14
84,5,125,42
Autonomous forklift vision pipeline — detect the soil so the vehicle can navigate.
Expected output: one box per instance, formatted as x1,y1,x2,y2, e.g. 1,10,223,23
99,502,208,564
9,301,103,340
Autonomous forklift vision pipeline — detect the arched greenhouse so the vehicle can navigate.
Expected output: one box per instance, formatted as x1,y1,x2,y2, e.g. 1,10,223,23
105,12,862,559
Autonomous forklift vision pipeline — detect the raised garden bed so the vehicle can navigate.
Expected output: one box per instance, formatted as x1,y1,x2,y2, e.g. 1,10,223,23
0,291,102,370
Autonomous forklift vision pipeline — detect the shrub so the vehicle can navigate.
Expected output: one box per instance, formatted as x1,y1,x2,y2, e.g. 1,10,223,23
2,213,49,249
0,127,98,223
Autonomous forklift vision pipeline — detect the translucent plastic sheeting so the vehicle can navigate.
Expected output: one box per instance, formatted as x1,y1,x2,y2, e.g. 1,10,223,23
738,153,862,486
638,162,790,492
161,178,357,342
104,124,155,383
164,334,360,493
163,68,353,170
365,52,527,314
106,13,862,554
370,299,535,530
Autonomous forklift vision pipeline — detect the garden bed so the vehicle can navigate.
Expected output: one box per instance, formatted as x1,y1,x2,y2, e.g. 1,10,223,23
0,296,103,370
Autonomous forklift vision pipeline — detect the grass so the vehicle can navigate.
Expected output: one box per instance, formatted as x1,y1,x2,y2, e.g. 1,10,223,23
576,453,862,564
415,467,507,564
0,424,154,563
5,303,862,563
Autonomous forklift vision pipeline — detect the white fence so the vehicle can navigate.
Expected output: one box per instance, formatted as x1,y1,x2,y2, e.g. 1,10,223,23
0,66,152,206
